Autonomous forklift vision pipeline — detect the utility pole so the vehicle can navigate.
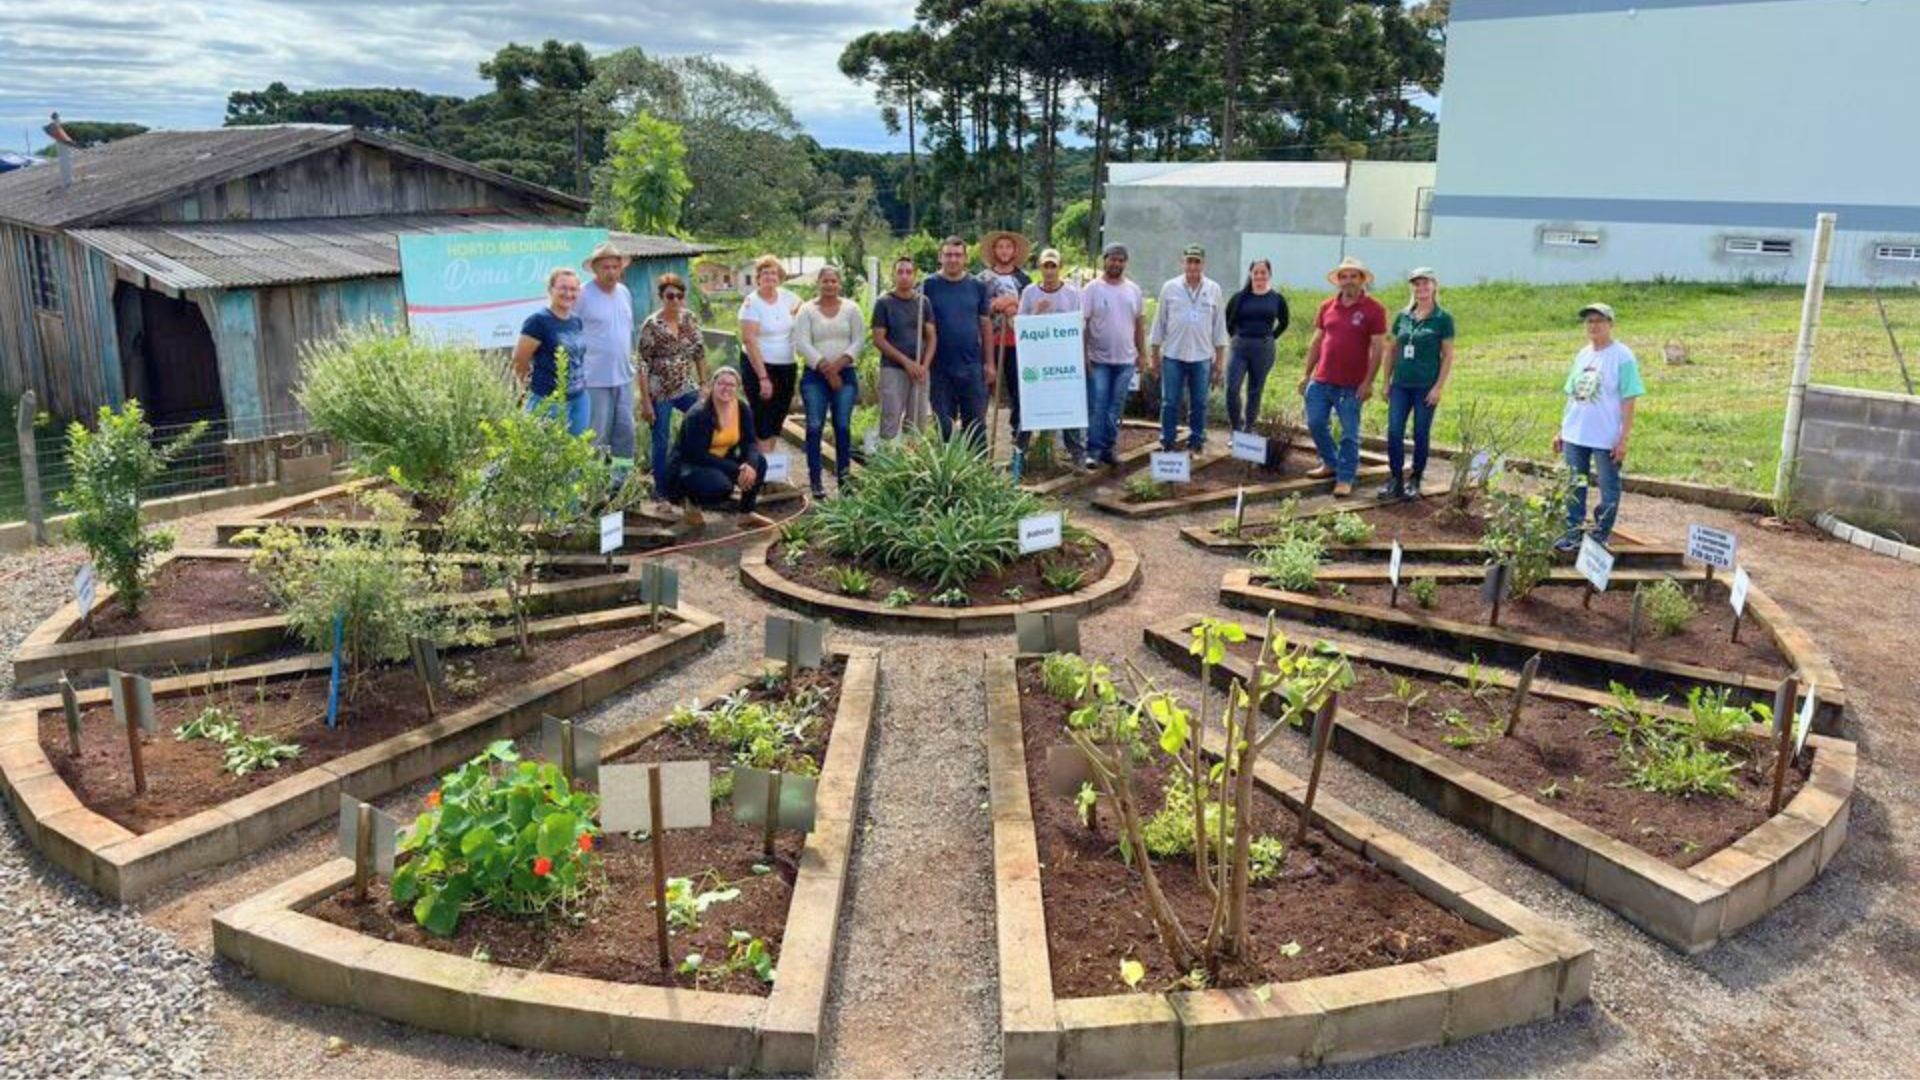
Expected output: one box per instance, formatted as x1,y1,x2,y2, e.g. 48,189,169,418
1775,212,1837,508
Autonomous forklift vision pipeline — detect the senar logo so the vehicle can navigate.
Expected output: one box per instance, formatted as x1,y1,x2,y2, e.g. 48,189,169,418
1023,365,1040,384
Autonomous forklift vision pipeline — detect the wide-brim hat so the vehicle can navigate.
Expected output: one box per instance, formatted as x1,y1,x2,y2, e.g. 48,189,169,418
1326,255,1374,287
979,229,1032,267
583,241,628,270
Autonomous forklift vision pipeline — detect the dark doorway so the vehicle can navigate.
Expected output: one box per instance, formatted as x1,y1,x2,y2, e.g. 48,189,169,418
114,282,225,426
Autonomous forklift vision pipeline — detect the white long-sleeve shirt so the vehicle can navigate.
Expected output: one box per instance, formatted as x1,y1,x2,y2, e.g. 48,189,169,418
1149,275,1229,363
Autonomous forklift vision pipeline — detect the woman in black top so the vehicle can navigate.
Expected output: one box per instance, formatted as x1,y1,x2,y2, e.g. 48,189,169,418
665,368,768,513
1223,259,1291,432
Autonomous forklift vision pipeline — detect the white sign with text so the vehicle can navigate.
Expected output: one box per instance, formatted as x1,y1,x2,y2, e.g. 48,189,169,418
1230,430,1268,464
1150,452,1191,484
1576,535,1615,593
764,452,792,486
1018,511,1065,555
1013,312,1089,431
598,511,624,555
1686,524,1737,570
73,564,95,618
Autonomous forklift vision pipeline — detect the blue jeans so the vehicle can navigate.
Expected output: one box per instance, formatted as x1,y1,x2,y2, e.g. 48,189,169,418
527,390,592,436
648,389,699,497
1304,380,1362,484
1226,337,1276,432
1563,441,1624,542
931,364,989,448
1385,384,1438,484
1085,363,1131,462
587,383,638,482
1159,358,1209,452
800,366,858,492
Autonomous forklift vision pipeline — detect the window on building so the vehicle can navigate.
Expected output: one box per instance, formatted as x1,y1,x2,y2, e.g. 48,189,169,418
1875,243,1920,263
1540,229,1601,249
27,233,61,314
1412,187,1435,239
1726,237,1794,256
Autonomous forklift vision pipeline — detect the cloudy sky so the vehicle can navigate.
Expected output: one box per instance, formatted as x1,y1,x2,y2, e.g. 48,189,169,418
0,0,914,156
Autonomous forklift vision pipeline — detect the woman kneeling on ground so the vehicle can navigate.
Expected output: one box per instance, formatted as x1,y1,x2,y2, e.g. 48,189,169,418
665,367,767,516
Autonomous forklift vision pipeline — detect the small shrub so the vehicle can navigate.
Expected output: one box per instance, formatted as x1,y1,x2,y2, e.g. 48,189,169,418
1639,578,1698,637
1254,533,1325,592
1409,575,1439,609
1479,471,1574,599
1124,472,1167,503
882,587,915,608
1445,401,1531,514
1040,652,1092,701
59,401,207,617
930,586,970,607
1627,742,1739,798
1001,584,1025,601
688,686,828,774
1328,512,1373,545
827,565,874,597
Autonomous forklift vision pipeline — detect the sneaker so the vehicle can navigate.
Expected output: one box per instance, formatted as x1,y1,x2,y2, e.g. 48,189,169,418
1010,448,1026,482
1407,475,1425,500
810,487,828,501
1306,464,1335,480
1333,482,1354,497
1376,477,1406,502
1082,456,1099,470
1553,535,1580,554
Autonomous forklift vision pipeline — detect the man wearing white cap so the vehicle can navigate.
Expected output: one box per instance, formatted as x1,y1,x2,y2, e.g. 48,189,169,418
1298,255,1387,496
1018,247,1087,465
1554,302,1644,551
577,241,638,482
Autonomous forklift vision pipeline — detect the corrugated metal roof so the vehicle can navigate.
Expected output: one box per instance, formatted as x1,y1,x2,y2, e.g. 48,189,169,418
68,215,712,290
1109,161,1351,189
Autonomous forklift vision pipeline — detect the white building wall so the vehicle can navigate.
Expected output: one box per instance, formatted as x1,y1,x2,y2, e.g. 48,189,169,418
1344,163,1437,240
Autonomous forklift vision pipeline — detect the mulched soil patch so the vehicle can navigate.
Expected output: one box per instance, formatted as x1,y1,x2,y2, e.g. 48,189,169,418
1116,444,1306,502
39,618,683,835
1016,661,1498,998
1227,643,1807,869
80,558,619,637
1320,579,1790,679
773,536,1111,608
1021,427,1159,485
308,660,847,997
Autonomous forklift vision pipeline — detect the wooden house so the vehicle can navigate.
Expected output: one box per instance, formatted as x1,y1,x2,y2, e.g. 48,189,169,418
0,125,713,437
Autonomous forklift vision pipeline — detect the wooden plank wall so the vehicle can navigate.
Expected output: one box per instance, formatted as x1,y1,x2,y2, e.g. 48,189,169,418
239,276,404,436
621,256,692,327
0,223,122,419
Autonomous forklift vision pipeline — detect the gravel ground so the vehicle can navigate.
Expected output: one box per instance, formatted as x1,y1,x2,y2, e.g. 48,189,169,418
2,465,1918,1078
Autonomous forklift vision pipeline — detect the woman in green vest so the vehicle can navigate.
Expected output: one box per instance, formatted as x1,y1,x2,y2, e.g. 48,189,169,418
1378,267,1456,500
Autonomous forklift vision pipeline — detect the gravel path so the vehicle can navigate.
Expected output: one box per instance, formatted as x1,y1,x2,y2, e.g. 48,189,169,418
2,467,1918,1078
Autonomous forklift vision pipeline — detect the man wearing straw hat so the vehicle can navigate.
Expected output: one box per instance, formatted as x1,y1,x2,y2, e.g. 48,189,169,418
577,240,639,483
1298,255,1388,497
978,229,1032,470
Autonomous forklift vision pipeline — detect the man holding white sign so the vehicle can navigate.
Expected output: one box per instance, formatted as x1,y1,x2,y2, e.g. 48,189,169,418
1018,249,1087,464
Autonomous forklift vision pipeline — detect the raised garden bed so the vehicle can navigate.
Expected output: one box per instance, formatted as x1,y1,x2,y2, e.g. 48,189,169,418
212,648,879,1073
1182,485,1683,567
1090,440,1390,520
12,549,643,689
1220,566,1845,731
738,522,1141,632
0,604,724,902
1018,422,1166,498
987,654,1591,1076
1142,613,1855,954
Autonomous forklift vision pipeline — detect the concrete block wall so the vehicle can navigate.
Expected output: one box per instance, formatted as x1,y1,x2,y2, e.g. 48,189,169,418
1796,385,1920,537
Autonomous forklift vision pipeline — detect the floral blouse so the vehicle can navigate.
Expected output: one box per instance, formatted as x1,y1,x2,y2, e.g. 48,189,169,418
637,308,707,400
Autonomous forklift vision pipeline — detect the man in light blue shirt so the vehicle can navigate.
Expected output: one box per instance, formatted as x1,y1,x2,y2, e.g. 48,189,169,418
1147,244,1229,453
578,242,639,482
1554,302,1645,550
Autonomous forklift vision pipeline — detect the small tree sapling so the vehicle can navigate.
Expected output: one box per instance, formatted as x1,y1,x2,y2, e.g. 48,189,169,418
59,401,208,617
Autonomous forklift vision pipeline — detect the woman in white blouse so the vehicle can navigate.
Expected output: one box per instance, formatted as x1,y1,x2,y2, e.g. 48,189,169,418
738,254,803,454
793,264,866,499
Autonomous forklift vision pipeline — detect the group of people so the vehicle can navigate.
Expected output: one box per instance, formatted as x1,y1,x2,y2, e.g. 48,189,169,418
509,237,1645,549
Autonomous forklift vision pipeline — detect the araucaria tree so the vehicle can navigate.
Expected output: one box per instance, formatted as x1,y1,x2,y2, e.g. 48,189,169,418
58,401,207,617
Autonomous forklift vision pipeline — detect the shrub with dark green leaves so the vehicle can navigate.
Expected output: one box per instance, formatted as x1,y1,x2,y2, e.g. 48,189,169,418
59,401,207,617
1254,533,1325,592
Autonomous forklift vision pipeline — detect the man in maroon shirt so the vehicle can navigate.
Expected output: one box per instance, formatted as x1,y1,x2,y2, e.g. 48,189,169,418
1297,256,1388,495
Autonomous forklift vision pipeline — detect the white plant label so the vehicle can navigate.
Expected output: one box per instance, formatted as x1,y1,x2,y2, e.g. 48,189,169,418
764,452,792,486
1150,452,1191,484
73,564,95,618
1230,430,1268,464
1576,535,1615,593
1128,369,1141,393
1389,540,1403,587
1686,524,1737,570
1018,511,1064,555
1729,565,1751,618
1793,685,1817,757
598,511,624,555
1234,487,1246,520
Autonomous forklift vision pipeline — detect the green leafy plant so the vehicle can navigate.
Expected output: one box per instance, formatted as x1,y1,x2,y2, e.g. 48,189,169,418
1328,512,1373,545
1001,584,1025,602
778,514,822,547
391,740,601,936
1364,675,1429,725
1040,652,1093,701
1479,470,1576,600
1440,706,1502,749
827,565,874,598
1639,578,1699,637
1215,515,1242,538
1461,655,1501,706
663,875,741,931
58,401,208,617
1247,835,1287,883
930,586,969,606
1041,564,1085,593
1409,575,1439,609
1591,682,1765,800
175,706,240,744
882,587,915,608
1253,533,1325,592
672,686,828,774
296,323,515,512
221,733,304,776
1124,471,1167,503
1075,782,1099,829
1444,401,1531,516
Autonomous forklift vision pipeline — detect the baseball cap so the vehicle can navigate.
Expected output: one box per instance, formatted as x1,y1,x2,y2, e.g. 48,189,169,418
1038,248,1062,267
1102,242,1129,259
1578,302,1616,321
1182,243,1206,260
1407,266,1439,283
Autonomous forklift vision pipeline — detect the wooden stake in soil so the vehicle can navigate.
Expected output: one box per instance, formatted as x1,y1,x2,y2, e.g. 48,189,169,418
1504,653,1542,737
1482,563,1508,627
1292,693,1340,850
559,721,576,787
59,673,81,758
117,670,146,797
1628,589,1644,653
1769,676,1799,816
353,802,374,902
762,770,783,859
647,764,672,970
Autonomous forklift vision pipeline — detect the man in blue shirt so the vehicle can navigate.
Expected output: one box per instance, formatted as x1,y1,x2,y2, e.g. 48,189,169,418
922,235,994,446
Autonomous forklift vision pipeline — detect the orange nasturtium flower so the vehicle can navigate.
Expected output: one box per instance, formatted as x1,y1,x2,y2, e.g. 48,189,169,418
577,833,594,853
425,790,442,809
532,856,553,877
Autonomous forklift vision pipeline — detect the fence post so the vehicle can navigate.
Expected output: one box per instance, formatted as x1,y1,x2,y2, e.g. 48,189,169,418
16,391,45,545
1776,212,1837,508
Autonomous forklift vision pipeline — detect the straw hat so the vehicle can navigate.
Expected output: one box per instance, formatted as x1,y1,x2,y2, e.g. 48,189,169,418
1325,255,1374,287
979,229,1032,267
583,241,628,270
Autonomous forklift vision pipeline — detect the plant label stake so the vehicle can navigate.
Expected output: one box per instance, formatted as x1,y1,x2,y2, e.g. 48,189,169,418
599,509,624,574
639,562,680,629
1793,684,1818,760
325,613,345,730
541,715,602,789
1686,524,1737,585
73,564,95,634
1769,676,1800,815
108,669,155,796
408,636,443,717
1388,538,1403,608
1576,534,1613,599
1729,565,1752,643
1016,611,1080,656
58,672,82,758
1504,653,1542,737
600,761,711,971
335,794,397,902
1149,451,1191,485
764,616,825,674
1480,563,1509,626
1230,430,1268,466
648,765,671,968
1292,694,1340,850
1628,588,1644,653
732,765,818,859
1045,742,1096,797
764,452,792,487
1017,511,1064,556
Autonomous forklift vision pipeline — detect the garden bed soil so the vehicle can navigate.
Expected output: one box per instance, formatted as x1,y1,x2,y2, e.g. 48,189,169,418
772,536,1111,608
1015,662,1498,998
1329,579,1789,678
39,618,687,835
1225,643,1808,868
307,660,848,998
1118,446,1305,503
1021,427,1159,485
1241,497,1491,546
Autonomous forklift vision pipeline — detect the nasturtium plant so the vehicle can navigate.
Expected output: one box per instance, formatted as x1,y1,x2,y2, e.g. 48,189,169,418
391,740,601,936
